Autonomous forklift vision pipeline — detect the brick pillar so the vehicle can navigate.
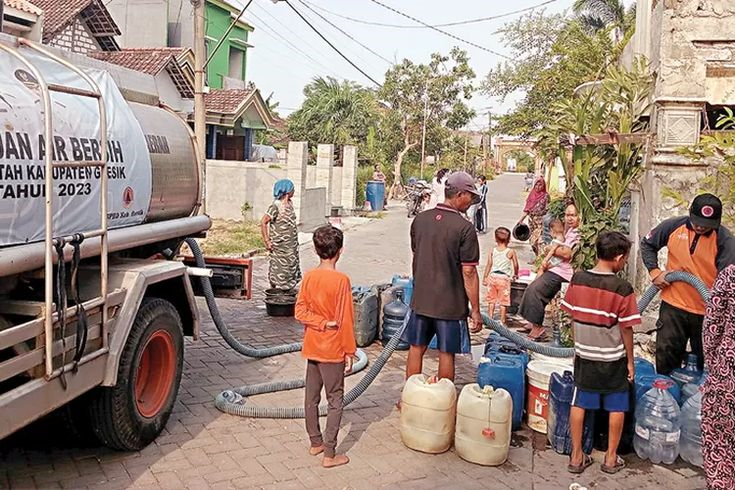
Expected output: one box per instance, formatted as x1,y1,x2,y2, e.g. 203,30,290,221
341,145,357,212
316,144,334,216
287,141,308,225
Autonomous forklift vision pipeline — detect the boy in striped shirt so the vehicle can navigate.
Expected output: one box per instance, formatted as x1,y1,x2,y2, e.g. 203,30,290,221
561,231,641,475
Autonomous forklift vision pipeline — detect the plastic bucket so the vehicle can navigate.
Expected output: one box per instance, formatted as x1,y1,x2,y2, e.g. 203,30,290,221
527,360,571,434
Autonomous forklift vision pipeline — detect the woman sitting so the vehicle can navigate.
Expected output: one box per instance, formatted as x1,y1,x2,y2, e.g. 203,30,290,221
518,203,580,341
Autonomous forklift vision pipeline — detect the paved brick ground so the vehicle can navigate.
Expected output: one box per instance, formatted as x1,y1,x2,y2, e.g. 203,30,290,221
0,174,705,489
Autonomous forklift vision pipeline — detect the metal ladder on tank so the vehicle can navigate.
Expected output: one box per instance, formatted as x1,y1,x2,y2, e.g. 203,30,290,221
0,39,110,381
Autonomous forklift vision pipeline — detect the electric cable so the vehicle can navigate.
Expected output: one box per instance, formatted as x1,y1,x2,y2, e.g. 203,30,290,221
305,0,558,29
282,0,383,87
367,0,512,59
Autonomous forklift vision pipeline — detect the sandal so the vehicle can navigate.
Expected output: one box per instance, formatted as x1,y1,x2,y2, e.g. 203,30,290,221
601,455,626,474
567,454,594,474
528,332,549,342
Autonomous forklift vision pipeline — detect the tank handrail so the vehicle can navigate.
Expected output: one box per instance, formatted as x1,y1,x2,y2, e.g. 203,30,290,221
18,39,112,365
0,41,58,378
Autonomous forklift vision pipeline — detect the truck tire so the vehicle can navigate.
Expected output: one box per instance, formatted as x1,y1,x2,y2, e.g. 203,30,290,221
89,298,184,451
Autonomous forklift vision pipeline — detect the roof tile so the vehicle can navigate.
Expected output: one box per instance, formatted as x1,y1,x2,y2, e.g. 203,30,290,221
3,0,43,16
89,48,185,75
205,89,254,114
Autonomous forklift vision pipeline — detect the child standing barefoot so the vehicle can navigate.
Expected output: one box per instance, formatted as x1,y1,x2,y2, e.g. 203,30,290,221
482,227,519,325
295,225,356,468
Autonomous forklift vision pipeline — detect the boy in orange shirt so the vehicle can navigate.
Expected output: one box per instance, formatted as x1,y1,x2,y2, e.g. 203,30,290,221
295,225,356,468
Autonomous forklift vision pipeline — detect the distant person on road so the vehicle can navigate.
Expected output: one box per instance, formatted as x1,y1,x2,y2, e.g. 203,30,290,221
261,179,301,291
427,168,450,209
295,225,356,469
518,177,550,256
474,175,489,233
701,264,735,489
403,172,483,382
563,231,640,475
482,227,519,325
519,203,581,341
640,193,735,374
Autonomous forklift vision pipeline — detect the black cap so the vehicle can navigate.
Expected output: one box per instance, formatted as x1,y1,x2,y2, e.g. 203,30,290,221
689,193,722,229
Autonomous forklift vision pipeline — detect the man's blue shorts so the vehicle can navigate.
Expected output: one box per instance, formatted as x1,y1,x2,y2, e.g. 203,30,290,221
401,311,466,354
571,386,629,412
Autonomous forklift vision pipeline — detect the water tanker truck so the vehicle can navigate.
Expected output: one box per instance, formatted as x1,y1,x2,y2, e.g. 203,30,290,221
0,35,211,450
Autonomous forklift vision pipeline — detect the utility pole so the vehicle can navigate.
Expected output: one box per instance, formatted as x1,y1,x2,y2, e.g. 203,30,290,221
193,0,207,213
420,79,428,179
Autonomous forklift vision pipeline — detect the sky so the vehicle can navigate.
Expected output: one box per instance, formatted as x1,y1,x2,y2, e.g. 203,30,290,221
242,0,631,130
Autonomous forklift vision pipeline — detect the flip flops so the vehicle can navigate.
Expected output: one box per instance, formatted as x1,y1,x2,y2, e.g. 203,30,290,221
601,455,626,474
567,454,594,474
528,332,549,342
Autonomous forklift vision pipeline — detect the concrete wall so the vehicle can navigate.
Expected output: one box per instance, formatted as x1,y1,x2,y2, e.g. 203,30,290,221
300,188,327,232
205,160,286,221
48,18,99,55
107,0,168,48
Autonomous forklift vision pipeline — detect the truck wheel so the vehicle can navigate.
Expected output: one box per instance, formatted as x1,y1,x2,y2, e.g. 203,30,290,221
89,298,184,451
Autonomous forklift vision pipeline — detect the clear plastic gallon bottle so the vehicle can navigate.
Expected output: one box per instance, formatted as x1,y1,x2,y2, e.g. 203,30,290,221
679,390,703,468
670,354,702,388
634,379,681,464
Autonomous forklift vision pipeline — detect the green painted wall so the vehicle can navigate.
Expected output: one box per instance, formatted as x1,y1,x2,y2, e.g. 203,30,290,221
205,0,252,89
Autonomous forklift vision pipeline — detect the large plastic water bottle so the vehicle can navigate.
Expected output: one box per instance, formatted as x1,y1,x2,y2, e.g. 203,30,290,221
634,379,681,464
670,354,702,388
681,370,707,404
679,390,703,467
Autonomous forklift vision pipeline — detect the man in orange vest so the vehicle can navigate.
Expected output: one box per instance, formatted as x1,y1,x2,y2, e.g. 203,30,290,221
640,194,735,374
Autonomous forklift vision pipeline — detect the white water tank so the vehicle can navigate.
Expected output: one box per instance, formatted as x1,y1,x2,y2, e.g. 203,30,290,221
455,384,512,466
400,374,456,454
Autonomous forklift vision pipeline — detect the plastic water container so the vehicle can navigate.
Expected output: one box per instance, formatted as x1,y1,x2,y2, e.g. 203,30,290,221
365,180,385,211
682,371,707,404
635,374,681,405
634,379,681,464
352,288,378,347
634,357,656,377
527,360,571,434
381,290,409,350
455,384,512,466
400,374,456,454
547,371,595,455
477,356,525,430
670,354,702,388
679,390,703,467
391,275,414,306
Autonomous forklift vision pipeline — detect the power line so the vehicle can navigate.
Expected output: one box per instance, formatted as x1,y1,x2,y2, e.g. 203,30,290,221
296,0,394,65
305,0,558,29
281,0,383,87
367,0,512,60
250,2,340,70
248,10,340,77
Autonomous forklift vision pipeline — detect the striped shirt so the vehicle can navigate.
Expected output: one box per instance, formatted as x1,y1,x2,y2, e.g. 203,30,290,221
561,270,641,393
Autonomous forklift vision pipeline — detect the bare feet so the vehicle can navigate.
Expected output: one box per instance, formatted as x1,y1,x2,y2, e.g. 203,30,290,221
322,454,349,468
309,445,324,456
395,400,402,411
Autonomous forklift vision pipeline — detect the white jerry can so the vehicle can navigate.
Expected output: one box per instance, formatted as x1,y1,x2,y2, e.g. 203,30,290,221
400,374,456,454
455,384,512,466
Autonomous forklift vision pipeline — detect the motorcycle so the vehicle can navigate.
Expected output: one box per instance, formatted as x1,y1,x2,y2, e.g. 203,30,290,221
405,180,432,217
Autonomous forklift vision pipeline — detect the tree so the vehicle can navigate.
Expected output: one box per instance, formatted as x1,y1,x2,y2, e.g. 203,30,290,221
573,0,636,33
287,77,378,148
482,12,614,138
379,47,475,197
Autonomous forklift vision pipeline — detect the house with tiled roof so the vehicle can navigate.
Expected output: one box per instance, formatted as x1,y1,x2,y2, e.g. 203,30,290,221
189,88,275,161
107,0,253,89
90,47,195,100
1,0,43,41
31,0,120,54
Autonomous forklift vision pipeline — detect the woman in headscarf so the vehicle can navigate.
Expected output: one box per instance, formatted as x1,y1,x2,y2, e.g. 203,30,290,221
260,179,301,291
701,264,735,489
518,177,550,255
